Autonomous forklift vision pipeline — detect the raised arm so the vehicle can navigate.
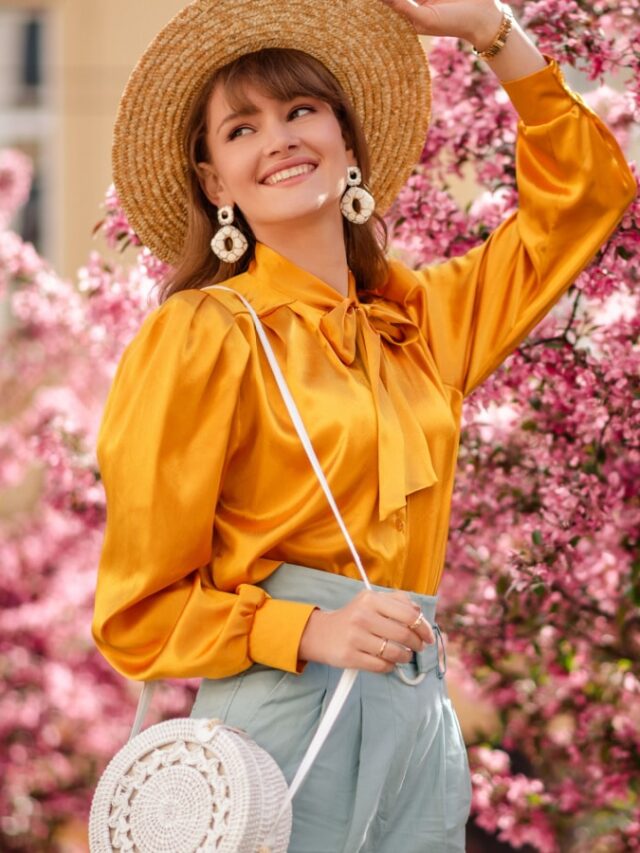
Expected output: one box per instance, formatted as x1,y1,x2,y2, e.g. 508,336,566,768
401,55,636,398
378,0,636,398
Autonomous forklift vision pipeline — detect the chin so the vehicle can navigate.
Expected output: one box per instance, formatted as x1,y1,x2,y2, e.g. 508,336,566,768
261,197,336,223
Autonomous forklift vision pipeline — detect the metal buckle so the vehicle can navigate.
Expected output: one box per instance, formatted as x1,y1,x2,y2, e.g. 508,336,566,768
434,623,447,679
395,663,427,686
393,621,447,685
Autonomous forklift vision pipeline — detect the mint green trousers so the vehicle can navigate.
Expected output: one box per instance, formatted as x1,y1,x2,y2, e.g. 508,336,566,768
190,563,472,852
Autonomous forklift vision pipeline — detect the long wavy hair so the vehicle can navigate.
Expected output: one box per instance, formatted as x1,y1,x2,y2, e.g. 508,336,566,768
158,47,390,304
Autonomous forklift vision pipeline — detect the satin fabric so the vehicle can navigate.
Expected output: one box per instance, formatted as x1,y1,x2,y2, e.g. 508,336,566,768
92,54,636,682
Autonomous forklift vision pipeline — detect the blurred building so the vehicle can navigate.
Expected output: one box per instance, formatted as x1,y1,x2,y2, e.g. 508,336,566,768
0,0,185,278
0,1,636,280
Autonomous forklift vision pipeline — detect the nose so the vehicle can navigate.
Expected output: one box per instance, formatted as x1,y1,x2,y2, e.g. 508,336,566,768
263,118,302,155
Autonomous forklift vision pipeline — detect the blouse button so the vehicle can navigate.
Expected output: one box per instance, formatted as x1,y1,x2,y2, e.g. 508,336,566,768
395,515,405,532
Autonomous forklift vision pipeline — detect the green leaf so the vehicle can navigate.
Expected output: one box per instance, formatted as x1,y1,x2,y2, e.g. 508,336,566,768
497,575,510,595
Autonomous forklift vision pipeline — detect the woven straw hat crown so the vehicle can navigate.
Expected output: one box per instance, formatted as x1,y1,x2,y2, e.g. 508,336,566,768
112,0,431,266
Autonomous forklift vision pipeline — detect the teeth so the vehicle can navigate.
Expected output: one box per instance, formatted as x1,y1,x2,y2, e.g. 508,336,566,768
263,163,316,185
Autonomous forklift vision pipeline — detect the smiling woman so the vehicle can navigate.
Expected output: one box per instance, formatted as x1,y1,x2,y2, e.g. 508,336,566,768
92,0,635,850
162,47,390,301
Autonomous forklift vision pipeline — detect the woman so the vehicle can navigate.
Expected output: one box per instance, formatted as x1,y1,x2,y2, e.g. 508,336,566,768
92,0,636,849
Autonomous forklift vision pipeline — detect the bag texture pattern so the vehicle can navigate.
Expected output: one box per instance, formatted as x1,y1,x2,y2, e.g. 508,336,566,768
88,717,291,852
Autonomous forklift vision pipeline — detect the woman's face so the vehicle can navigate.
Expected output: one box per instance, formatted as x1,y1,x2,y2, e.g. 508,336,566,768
198,81,358,232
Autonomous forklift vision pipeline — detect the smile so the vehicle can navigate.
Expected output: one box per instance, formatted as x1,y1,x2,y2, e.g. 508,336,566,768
261,163,318,187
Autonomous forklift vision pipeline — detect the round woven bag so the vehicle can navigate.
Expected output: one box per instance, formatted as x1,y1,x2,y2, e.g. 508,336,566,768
88,717,292,852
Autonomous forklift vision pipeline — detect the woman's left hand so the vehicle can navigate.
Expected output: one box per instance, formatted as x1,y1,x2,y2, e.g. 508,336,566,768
379,0,504,47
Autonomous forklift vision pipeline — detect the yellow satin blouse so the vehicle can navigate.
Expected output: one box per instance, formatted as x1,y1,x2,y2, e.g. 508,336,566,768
92,55,636,682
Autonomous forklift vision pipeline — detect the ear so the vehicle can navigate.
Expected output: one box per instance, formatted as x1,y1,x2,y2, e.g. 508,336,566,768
197,161,229,208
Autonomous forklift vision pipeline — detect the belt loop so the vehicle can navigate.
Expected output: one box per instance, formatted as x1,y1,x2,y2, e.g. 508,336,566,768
433,623,447,679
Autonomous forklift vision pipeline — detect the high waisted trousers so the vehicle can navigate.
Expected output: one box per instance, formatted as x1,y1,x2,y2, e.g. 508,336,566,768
190,563,473,852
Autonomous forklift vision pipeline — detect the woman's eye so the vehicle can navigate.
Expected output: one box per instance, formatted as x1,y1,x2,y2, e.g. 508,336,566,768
290,105,315,120
227,105,315,140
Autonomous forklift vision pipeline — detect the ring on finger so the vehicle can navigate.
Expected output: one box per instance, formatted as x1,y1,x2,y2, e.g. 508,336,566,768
409,611,426,631
376,638,389,658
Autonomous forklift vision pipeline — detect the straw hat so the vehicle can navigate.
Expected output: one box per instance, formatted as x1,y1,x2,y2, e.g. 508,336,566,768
112,0,431,266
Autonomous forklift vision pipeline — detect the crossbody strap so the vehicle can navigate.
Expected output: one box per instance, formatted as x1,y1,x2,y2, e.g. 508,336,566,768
212,286,372,587
128,283,374,838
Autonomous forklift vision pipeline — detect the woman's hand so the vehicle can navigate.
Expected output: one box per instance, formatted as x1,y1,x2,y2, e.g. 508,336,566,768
379,0,504,50
298,589,436,673
379,0,549,81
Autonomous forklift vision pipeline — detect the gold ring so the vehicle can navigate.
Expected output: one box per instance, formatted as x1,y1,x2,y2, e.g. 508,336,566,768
409,612,426,631
376,638,389,658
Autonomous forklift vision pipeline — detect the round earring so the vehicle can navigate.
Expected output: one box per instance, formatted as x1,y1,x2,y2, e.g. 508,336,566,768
340,166,375,224
210,205,248,263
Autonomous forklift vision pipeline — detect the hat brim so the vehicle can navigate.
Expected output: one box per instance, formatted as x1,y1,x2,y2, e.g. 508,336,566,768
113,0,431,266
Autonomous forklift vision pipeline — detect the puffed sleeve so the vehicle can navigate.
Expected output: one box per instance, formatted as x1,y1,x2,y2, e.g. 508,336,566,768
407,54,636,398
91,289,317,681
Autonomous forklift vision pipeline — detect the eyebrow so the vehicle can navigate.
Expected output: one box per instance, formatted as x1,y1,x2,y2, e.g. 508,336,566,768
217,105,261,136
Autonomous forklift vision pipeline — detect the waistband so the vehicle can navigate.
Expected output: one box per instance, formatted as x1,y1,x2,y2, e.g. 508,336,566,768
257,562,447,682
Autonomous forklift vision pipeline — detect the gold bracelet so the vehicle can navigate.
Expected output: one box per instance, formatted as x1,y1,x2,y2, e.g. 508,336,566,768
472,3,514,61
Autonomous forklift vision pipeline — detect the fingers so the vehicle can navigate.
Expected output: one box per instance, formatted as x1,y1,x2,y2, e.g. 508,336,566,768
407,609,437,646
367,613,421,653
370,635,413,665
332,589,438,673
347,590,435,654
348,637,411,674
373,590,436,646
377,0,474,41
378,0,431,33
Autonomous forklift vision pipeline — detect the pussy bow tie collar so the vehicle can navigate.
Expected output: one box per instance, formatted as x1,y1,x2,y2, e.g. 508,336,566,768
318,296,438,521
247,243,439,522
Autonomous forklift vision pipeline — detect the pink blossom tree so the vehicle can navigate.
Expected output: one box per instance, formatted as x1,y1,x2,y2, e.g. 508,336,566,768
1,1,638,849
394,2,640,849
0,166,188,851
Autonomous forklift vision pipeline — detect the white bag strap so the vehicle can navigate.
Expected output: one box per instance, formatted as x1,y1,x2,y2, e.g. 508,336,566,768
128,283,374,835
211,286,373,587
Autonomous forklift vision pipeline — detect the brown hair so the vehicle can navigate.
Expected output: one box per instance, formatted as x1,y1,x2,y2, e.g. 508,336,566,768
158,47,390,304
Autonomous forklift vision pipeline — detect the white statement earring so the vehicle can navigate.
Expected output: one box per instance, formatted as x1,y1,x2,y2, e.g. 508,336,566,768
210,205,248,263
340,166,375,224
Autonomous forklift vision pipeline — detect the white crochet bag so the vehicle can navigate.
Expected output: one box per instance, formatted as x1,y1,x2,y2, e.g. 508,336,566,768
89,285,376,852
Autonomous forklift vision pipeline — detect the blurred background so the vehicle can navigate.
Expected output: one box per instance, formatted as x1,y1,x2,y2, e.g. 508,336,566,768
1,0,193,279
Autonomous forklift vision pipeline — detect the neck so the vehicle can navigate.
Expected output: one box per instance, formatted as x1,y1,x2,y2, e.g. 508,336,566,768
252,209,350,297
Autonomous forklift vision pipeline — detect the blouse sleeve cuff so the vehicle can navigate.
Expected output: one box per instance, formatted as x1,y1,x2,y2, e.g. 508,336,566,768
501,53,587,127
249,597,319,674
